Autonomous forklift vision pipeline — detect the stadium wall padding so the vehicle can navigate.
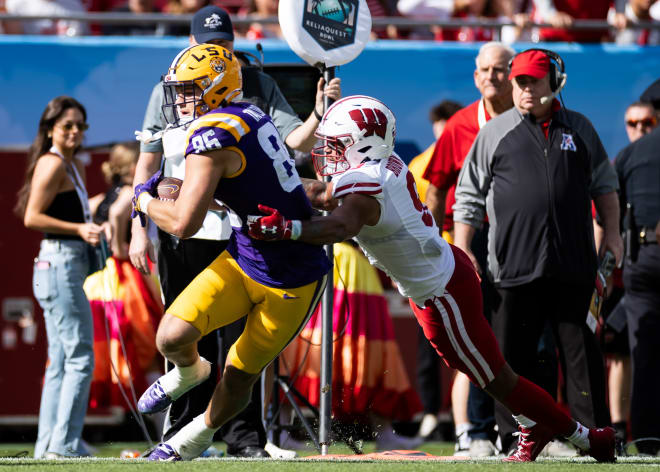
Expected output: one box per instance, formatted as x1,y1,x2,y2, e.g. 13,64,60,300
0,36,658,159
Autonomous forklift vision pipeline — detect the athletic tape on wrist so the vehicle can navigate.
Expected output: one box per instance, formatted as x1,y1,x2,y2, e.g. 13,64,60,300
138,193,154,214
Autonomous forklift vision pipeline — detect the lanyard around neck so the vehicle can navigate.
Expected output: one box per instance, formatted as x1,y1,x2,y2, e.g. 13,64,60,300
478,99,488,130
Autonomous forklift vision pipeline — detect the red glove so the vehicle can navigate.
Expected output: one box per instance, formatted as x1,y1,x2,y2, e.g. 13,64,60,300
247,204,301,241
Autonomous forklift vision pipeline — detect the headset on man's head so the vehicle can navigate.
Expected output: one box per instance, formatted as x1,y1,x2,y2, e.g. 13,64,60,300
509,48,568,104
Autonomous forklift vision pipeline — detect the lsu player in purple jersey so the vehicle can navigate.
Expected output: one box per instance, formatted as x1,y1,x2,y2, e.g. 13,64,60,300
131,44,330,461
247,95,617,463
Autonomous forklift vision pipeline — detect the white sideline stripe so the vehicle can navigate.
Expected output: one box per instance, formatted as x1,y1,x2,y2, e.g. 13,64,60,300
4,456,659,463
433,296,485,387
444,293,494,383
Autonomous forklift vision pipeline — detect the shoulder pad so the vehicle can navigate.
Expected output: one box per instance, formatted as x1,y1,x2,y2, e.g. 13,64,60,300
185,110,252,156
332,166,383,199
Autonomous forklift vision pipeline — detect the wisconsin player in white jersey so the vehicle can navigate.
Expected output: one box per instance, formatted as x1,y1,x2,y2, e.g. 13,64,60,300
247,95,617,463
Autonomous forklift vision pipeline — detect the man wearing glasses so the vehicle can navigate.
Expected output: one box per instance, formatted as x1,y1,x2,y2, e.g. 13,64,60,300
624,101,657,143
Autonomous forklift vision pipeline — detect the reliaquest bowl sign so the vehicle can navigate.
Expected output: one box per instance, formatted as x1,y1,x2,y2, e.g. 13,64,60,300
279,0,371,67
303,0,359,50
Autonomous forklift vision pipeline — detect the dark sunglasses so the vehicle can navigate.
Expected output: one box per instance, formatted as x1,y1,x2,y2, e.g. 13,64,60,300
626,117,657,128
57,121,89,131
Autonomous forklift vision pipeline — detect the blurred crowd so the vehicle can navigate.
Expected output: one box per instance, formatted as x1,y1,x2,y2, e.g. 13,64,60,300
1,0,659,44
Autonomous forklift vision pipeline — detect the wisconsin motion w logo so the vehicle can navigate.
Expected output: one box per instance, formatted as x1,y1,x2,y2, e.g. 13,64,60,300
303,0,359,50
349,108,388,138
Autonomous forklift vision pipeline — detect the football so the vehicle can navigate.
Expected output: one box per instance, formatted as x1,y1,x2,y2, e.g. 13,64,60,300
157,177,182,201
156,176,227,212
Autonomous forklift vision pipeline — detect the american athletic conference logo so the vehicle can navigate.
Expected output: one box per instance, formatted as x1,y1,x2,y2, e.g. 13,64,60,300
302,0,359,51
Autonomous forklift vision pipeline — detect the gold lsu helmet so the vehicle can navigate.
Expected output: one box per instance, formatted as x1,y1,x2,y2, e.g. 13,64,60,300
162,44,242,126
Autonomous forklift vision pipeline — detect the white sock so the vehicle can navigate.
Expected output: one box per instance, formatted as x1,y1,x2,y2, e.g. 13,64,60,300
455,422,473,437
159,356,211,399
565,422,590,451
513,414,536,428
168,414,219,460
455,423,473,449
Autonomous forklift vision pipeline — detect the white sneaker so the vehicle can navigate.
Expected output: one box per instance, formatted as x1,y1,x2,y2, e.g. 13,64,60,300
453,445,471,457
265,441,298,459
417,413,439,438
453,429,472,456
539,439,578,457
376,427,424,451
468,439,498,457
43,452,65,460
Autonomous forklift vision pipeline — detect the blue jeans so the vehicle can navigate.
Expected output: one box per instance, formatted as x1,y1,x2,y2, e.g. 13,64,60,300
32,239,94,458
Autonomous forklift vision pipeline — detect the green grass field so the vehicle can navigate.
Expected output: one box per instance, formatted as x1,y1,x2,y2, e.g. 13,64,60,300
1,441,658,471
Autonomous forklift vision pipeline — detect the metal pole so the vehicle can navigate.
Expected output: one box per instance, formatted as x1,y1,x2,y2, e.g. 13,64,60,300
319,65,336,456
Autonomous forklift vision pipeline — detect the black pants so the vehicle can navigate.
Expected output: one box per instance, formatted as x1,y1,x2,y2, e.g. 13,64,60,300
624,244,660,455
158,229,266,450
465,226,497,441
491,278,610,453
416,326,441,415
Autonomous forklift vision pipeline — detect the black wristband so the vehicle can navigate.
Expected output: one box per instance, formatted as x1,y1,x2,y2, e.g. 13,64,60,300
313,108,323,121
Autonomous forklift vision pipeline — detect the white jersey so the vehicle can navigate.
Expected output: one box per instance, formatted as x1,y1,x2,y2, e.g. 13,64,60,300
162,127,233,241
332,154,455,306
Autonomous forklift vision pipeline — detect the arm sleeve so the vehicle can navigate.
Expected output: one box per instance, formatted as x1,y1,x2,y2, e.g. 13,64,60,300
452,133,492,228
140,82,166,153
258,72,303,143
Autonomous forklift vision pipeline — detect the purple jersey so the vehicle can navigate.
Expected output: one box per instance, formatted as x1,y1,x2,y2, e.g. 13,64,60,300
185,102,330,288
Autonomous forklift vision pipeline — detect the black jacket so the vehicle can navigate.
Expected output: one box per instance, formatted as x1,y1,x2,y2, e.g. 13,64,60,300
615,126,660,229
454,105,618,287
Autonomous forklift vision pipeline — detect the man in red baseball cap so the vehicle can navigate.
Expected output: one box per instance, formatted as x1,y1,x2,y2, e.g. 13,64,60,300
454,48,623,461
508,50,554,122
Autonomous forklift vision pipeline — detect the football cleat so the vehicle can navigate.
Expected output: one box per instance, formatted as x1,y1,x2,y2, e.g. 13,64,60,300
587,427,616,462
138,358,211,414
137,379,171,414
146,443,182,462
503,424,554,462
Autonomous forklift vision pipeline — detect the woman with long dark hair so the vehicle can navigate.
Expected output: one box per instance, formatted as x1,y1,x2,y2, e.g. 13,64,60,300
15,96,105,458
